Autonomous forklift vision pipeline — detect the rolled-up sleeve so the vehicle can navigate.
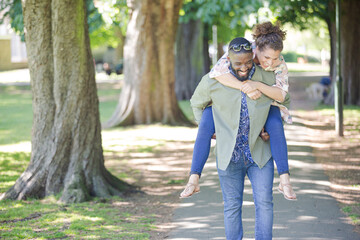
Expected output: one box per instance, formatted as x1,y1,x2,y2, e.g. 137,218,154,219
190,75,211,124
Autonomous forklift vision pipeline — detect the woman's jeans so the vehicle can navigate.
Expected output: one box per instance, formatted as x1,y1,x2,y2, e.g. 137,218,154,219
190,106,215,175
264,105,289,175
217,158,274,240
190,105,288,176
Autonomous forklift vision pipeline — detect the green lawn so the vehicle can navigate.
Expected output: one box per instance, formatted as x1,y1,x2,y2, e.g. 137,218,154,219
316,104,360,133
0,85,33,145
0,82,195,239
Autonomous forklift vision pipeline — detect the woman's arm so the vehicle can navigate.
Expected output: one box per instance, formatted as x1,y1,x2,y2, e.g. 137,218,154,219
241,81,285,102
241,56,289,102
216,73,244,90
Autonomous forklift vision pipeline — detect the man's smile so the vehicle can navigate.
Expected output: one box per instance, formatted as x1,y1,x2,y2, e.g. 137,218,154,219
237,69,249,77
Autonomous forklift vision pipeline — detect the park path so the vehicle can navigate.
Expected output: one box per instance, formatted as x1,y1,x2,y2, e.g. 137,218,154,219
168,73,360,240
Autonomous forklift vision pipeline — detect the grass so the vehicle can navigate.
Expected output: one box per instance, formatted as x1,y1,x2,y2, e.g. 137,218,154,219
0,85,33,145
0,150,156,239
287,62,329,73
0,152,30,193
0,197,154,239
316,104,360,133
342,205,360,225
0,79,196,239
0,82,167,239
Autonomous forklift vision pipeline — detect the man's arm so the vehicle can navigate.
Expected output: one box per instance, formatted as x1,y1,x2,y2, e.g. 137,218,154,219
190,75,212,124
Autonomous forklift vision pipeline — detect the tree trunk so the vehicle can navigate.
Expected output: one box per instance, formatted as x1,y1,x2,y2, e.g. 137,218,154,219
324,0,360,106
114,26,125,64
341,0,360,105
217,42,225,60
104,0,190,127
0,0,129,203
203,23,211,74
175,19,206,100
324,1,336,105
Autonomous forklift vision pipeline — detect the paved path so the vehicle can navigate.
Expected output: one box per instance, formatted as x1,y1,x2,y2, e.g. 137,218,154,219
168,74,360,240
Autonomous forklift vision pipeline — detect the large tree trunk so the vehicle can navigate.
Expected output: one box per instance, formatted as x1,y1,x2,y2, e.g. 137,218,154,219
175,19,206,100
0,0,128,203
341,0,360,105
104,0,190,127
325,0,360,106
324,1,336,105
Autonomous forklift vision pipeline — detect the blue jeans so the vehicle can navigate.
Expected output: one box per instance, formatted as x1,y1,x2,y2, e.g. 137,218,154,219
190,105,289,176
190,106,215,176
217,158,274,240
264,106,289,175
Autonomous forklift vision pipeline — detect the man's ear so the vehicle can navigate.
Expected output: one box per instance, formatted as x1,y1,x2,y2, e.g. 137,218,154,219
226,54,231,62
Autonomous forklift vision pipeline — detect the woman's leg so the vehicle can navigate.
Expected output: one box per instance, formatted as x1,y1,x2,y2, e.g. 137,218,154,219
190,106,215,175
264,106,296,200
264,106,288,175
180,106,215,198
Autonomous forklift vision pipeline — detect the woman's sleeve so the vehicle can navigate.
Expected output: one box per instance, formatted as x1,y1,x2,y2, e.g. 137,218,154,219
273,56,289,99
209,52,230,78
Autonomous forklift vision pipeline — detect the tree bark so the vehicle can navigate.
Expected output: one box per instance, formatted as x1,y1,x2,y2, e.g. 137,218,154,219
175,19,206,100
0,0,129,203
324,1,336,105
203,23,211,74
324,0,360,106
104,0,190,127
341,0,360,105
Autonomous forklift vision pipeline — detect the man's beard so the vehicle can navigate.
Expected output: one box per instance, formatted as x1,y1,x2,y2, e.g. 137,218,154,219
229,63,249,81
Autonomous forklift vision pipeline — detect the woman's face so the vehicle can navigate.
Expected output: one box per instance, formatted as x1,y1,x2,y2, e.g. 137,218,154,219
256,46,282,71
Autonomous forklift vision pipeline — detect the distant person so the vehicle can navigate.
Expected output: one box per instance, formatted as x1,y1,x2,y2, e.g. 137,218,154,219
103,62,112,76
181,22,296,201
190,37,278,239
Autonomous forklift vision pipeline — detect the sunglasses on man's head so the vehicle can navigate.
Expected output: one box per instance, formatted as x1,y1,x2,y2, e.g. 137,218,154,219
228,43,252,52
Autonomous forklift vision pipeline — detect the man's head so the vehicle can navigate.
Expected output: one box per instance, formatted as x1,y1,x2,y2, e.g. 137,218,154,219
227,37,253,81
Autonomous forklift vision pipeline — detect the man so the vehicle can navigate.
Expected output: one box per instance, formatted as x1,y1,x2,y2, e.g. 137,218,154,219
190,37,276,240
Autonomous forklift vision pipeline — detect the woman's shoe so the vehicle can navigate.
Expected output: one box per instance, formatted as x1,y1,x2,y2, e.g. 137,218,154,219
180,183,200,198
278,183,297,201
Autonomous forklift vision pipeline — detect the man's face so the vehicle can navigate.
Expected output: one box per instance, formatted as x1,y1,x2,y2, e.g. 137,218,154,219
227,51,253,81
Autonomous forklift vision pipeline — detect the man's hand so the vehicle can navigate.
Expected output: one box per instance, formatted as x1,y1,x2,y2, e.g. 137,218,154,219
247,90,262,100
240,80,258,94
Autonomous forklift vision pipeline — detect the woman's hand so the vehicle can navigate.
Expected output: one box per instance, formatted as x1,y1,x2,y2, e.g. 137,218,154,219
259,128,270,141
240,80,258,94
247,89,262,100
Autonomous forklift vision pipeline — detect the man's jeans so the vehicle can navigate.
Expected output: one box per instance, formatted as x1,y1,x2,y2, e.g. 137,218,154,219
217,158,274,240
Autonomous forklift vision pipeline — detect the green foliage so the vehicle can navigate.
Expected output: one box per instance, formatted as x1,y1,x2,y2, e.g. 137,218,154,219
89,0,129,48
87,0,104,34
269,0,333,30
282,52,320,63
0,0,106,42
180,0,264,43
0,0,24,40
